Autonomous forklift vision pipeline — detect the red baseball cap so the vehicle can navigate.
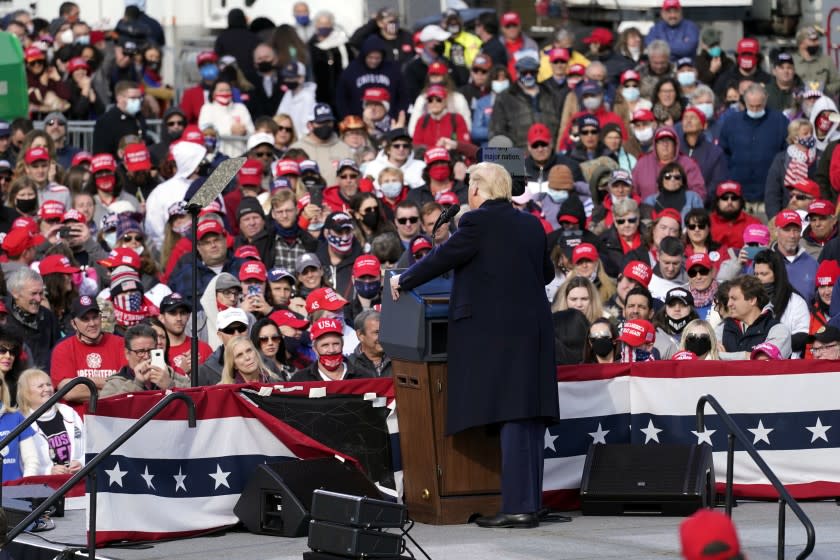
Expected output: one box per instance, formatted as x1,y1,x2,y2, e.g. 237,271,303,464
683,106,706,127
620,69,641,85
39,254,80,275
39,200,66,221
572,243,599,264
427,62,448,76
411,236,433,257
124,143,152,172
715,181,742,197
269,309,309,329
273,159,301,177
234,245,261,260
24,46,44,62
1,229,36,257
662,0,681,9
196,51,218,66
310,317,343,340
71,151,93,167
680,509,741,560
24,147,49,165
743,223,770,245
672,350,697,361
807,199,836,217
774,209,802,229
196,219,225,239
67,57,89,74
362,87,390,104
816,259,840,287
426,84,448,99
655,208,682,226
238,158,263,187
583,28,613,46
305,286,348,314
623,260,653,287
737,38,760,55
568,64,586,77
182,125,205,145
98,247,142,269
788,178,821,198
750,342,782,360
686,253,713,271
527,123,552,146
62,209,85,223
239,260,267,282
12,216,37,234
631,108,656,123
500,12,520,26
424,147,450,165
618,319,656,347
437,191,460,206
548,48,570,63
353,255,381,278
654,127,678,143
90,153,117,174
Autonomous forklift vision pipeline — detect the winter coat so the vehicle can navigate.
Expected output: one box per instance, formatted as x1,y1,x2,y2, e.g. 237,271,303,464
412,111,471,149
308,29,353,113
347,345,392,378
275,82,318,139
678,131,729,203
408,90,472,135
792,52,840,98
810,96,840,153
643,189,705,220
363,150,426,190
719,308,791,359
631,152,706,200
198,101,254,157
335,35,406,118
488,82,561,148
644,18,699,61
289,133,354,185
763,148,819,219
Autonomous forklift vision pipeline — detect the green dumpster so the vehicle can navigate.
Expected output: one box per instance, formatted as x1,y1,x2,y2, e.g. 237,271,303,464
0,32,29,120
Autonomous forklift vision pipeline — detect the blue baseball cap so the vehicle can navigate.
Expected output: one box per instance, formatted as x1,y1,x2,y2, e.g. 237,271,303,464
268,267,295,283
312,102,335,123
580,81,604,96
0,121,9,138
299,159,320,175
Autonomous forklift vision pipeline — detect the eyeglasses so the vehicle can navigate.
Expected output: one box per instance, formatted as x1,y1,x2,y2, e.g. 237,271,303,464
391,143,411,150
615,217,638,225
551,59,567,65
687,267,710,278
530,142,549,149
503,23,519,28
663,173,682,181
259,334,282,343
686,223,707,230
471,68,488,74
719,194,740,201
253,151,274,158
579,129,599,136
300,266,320,275
277,126,294,133
44,217,62,225
122,234,144,243
128,347,155,357
520,71,536,77
219,288,242,299
167,120,185,127
427,96,444,103
46,119,65,127
28,60,44,66
397,216,419,225
812,343,839,354
220,324,247,335
793,193,813,201
0,346,15,356
338,174,359,180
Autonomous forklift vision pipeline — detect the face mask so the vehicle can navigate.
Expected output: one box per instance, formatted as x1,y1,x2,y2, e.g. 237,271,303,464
295,14,311,27
385,22,397,35
95,175,116,192
798,135,817,149
432,43,446,57
634,126,654,143
59,29,74,44
622,87,640,102
200,65,219,81
806,45,820,57
746,109,765,119
15,198,37,214
729,101,741,111
124,97,142,116
75,35,89,45
582,96,602,111
634,348,652,362
708,46,722,57
204,137,218,153
172,222,191,236
429,165,450,182
677,71,696,87
316,27,332,38
447,25,460,35
628,46,641,59
696,102,714,120
737,55,756,71
519,74,536,88
283,80,299,91
284,335,301,354
215,92,232,106
491,80,509,94
132,245,144,255
380,181,403,198
318,353,343,371
146,60,160,71
256,61,274,73
362,211,380,229
326,231,354,254
302,176,326,190
546,189,569,203
763,282,775,299
816,113,835,134
666,316,689,333
590,337,614,358
684,335,711,357
313,125,333,140
355,278,381,299
104,231,117,248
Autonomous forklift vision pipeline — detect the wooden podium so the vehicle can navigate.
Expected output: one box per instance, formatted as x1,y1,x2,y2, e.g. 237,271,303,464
393,359,501,524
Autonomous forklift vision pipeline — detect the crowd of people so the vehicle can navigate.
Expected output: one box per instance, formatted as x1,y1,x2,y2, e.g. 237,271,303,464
0,0,835,485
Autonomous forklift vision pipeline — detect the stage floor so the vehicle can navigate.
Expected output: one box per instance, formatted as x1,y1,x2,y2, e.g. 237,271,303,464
11,500,840,560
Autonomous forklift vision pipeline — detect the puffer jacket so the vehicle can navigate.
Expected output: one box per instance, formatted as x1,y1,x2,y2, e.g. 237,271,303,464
488,82,561,148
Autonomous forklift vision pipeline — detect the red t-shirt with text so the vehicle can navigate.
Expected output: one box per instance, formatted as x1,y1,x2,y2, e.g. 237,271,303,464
168,337,213,376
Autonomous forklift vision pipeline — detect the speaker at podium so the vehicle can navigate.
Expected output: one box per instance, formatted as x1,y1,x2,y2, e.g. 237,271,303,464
380,270,501,524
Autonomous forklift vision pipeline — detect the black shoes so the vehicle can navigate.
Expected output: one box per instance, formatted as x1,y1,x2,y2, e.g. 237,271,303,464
475,512,539,529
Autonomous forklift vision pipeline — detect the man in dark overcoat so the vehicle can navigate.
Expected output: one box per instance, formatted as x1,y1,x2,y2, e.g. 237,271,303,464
391,161,559,528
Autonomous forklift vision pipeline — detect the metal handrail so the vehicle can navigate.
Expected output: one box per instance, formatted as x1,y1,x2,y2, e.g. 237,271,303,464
696,394,815,560
0,377,99,502
3,392,197,560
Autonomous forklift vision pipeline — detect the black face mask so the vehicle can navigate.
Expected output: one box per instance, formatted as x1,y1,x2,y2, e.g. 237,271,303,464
312,125,333,140
197,160,212,177
590,336,614,358
362,211,380,229
302,176,326,190
283,336,300,354
684,335,711,357
283,80,299,91
146,60,160,71
806,45,820,57
15,198,37,214
763,282,775,299
256,61,274,73
666,316,689,334
432,43,446,57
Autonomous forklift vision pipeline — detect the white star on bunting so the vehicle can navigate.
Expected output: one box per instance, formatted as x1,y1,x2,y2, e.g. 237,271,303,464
105,462,128,487
209,464,232,490
806,417,831,443
748,419,774,445
544,428,558,452
588,423,610,445
640,419,662,444
691,427,716,446
141,465,155,490
174,467,188,492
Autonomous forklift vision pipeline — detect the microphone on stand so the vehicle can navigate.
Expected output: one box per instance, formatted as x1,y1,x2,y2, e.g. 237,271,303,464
432,204,460,241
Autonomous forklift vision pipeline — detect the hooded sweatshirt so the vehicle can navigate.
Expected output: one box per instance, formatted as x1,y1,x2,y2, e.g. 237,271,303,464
810,95,840,154
335,35,405,118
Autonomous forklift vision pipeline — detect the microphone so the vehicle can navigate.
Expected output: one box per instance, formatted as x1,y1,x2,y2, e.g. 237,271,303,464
432,204,460,237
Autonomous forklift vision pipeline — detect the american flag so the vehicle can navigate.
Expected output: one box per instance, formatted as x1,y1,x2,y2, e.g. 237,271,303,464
542,360,840,509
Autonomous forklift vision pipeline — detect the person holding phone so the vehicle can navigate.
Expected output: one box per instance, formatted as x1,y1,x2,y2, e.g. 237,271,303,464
101,324,190,397
238,261,272,318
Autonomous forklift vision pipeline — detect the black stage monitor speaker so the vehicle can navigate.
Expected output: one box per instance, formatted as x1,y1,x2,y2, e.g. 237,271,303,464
234,458,384,537
311,489,406,528
580,443,715,516
307,520,404,558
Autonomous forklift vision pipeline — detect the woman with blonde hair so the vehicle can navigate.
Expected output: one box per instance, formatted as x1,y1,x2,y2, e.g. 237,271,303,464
0,374,38,480
678,319,720,360
16,368,85,475
764,117,819,218
552,276,605,324
219,336,282,385
273,113,298,150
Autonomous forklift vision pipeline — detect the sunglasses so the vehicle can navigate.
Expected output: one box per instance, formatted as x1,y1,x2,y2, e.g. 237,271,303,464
122,234,144,243
615,217,638,225
277,126,294,133
579,129,599,136
686,333,710,341
361,206,378,215
793,193,813,201
338,174,359,180
253,151,274,158
719,194,740,201
220,324,247,335
503,23,519,28
259,334,282,343
687,267,710,278
397,216,419,225
427,96,444,103
46,119,65,127
520,70,537,77
167,120,185,127
530,142,549,149
0,346,15,356
391,143,411,149
471,68,488,74
663,173,682,181
686,223,707,230
589,335,612,341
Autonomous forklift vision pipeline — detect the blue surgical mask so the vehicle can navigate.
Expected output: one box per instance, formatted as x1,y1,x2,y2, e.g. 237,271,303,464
104,231,117,248
124,97,141,116
295,14,311,26
695,102,714,119
200,64,219,81
546,190,569,203
519,74,536,88
634,349,651,362
204,137,217,153
677,71,696,87
491,80,509,94
708,46,722,57
75,35,89,45
380,181,403,199
746,109,765,119
354,279,382,299
622,87,640,102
